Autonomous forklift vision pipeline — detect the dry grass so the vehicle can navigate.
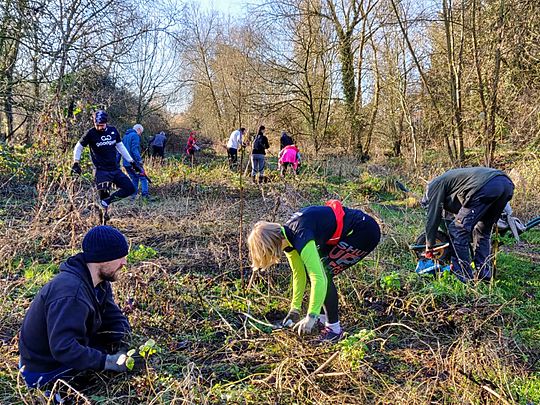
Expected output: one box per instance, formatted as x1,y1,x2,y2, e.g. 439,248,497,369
1,150,539,404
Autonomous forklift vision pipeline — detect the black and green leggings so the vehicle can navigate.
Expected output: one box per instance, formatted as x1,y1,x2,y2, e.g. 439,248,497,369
320,215,380,323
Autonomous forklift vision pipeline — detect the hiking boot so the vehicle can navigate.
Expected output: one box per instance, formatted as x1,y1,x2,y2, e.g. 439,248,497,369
316,326,344,344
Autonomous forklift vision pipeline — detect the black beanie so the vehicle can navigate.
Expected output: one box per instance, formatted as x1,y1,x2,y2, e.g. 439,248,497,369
82,226,129,263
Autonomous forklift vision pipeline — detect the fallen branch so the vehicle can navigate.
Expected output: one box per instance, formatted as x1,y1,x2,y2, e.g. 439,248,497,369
458,370,512,405
311,351,340,376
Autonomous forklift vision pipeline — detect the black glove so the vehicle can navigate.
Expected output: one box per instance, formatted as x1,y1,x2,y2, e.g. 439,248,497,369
131,162,142,174
71,162,82,175
104,352,128,372
281,309,301,327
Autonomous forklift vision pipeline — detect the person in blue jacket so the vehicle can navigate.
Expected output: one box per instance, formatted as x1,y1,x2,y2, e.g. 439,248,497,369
122,124,149,201
19,226,133,388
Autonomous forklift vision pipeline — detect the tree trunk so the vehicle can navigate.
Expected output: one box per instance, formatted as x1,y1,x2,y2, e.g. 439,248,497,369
443,0,466,163
485,0,504,166
390,0,456,163
364,37,380,156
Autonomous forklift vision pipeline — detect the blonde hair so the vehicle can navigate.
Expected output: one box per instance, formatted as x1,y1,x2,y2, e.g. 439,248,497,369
247,221,284,269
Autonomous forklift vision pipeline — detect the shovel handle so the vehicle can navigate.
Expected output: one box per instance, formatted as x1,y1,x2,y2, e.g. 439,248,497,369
409,242,449,251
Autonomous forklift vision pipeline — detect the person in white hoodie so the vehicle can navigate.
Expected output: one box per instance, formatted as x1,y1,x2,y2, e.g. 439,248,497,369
226,127,245,169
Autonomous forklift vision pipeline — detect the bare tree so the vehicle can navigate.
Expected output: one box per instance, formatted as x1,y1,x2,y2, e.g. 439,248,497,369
321,0,379,156
442,0,465,162
179,5,226,137
255,0,335,153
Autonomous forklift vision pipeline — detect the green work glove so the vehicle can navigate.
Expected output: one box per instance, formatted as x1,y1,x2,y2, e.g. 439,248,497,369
282,309,301,328
104,352,128,372
293,314,318,335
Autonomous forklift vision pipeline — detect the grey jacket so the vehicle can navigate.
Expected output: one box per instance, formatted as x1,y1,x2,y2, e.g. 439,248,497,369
423,167,510,246
150,132,167,147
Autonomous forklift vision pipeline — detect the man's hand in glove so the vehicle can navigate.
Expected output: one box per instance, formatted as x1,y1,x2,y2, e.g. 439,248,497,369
281,309,301,328
293,314,318,336
104,352,128,372
71,162,82,175
131,162,142,174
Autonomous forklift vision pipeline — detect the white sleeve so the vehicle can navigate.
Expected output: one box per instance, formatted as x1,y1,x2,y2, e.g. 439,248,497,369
115,142,133,163
73,142,84,162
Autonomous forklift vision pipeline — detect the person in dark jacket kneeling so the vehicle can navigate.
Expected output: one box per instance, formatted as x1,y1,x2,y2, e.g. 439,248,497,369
422,167,514,282
19,226,132,388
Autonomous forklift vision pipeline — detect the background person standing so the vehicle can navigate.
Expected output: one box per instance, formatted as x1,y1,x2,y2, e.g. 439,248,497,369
250,125,269,183
122,124,149,201
150,131,167,158
227,127,246,169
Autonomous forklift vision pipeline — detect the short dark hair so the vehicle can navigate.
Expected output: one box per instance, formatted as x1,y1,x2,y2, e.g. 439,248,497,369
239,127,246,133
257,125,265,135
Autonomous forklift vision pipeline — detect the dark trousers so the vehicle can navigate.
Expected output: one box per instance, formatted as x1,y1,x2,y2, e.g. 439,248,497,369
447,175,514,281
320,213,381,323
280,162,297,177
227,147,239,168
95,168,135,205
152,145,164,158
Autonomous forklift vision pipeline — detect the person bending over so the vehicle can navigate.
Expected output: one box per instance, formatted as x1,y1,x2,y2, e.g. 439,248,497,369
248,201,381,342
122,123,149,201
422,167,514,281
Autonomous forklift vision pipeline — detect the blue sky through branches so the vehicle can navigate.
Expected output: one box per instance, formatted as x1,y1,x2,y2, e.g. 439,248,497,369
198,0,248,15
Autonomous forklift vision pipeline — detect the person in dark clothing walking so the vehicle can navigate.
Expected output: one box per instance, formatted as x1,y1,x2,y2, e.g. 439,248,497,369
247,201,381,343
422,167,514,282
150,131,167,158
72,111,140,212
19,226,132,388
280,131,294,150
251,125,270,183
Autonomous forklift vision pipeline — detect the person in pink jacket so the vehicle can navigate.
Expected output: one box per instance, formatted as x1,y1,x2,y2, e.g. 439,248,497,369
278,144,301,177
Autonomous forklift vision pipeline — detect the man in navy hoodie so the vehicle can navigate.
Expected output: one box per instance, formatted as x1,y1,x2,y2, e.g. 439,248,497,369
19,226,132,388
